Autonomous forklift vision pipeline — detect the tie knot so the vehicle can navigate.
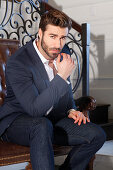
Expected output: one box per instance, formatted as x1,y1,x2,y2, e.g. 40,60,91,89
48,60,57,76
48,60,54,67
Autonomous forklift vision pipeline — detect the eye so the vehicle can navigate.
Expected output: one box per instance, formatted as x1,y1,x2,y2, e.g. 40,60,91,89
50,35,55,39
61,36,67,41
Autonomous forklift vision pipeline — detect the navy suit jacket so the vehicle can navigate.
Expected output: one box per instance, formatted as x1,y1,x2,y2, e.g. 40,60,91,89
0,39,76,136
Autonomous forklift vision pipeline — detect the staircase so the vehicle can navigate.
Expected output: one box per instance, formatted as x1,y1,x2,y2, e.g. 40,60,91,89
90,104,113,140
89,104,113,169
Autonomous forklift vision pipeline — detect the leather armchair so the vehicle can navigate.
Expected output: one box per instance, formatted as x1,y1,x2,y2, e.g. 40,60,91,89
0,38,95,170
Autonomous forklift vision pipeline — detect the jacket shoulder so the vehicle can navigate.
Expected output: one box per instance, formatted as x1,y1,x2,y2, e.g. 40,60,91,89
7,39,35,66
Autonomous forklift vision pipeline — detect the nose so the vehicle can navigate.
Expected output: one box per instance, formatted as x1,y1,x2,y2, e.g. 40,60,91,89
55,39,61,49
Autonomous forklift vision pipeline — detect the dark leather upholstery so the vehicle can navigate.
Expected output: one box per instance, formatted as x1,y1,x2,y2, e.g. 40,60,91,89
0,39,20,105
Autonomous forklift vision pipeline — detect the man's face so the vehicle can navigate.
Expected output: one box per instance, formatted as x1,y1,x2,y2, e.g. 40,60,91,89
38,24,69,60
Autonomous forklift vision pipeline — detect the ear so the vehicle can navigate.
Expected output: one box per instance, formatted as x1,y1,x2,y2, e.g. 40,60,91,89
38,28,43,39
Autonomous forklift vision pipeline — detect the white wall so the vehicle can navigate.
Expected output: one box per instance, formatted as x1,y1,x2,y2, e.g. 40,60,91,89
48,0,113,119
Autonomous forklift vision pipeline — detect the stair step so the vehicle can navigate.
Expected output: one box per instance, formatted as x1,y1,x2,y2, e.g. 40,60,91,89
94,140,113,170
100,119,113,127
90,104,110,124
100,120,113,140
94,154,113,170
96,140,113,156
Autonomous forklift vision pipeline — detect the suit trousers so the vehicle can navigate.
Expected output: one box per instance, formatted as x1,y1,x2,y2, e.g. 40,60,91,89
1,113,106,170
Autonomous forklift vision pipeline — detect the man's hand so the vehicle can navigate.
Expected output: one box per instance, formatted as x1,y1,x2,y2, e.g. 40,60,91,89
56,53,75,80
68,110,90,126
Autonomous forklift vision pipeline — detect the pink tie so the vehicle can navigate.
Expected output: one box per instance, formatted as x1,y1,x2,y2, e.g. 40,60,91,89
48,60,58,76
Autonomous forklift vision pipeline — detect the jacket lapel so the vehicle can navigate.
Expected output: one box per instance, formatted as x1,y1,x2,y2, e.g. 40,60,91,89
25,40,50,89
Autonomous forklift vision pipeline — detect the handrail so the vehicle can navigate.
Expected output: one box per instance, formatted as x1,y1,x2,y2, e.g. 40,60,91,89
42,2,82,33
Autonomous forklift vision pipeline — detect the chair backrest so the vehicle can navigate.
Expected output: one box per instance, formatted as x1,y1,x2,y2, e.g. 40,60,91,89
0,39,20,105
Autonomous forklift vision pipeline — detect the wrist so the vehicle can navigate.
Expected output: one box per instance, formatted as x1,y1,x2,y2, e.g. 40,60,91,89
57,73,67,81
57,73,70,85
67,109,76,116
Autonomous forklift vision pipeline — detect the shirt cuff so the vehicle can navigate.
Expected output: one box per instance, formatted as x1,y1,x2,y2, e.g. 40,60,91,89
57,73,70,84
67,109,76,116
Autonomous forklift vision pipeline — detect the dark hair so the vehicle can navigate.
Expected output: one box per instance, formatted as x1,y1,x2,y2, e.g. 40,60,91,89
39,9,72,32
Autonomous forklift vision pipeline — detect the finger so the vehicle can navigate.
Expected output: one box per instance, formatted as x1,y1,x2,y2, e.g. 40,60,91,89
77,116,83,125
68,114,77,121
86,117,90,122
74,114,80,124
74,118,79,124
67,54,71,59
83,116,86,124
61,53,68,59
74,113,83,125
56,54,61,63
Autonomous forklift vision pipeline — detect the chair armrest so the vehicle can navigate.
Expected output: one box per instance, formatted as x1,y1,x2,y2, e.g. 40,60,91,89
0,91,5,106
75,96,96,117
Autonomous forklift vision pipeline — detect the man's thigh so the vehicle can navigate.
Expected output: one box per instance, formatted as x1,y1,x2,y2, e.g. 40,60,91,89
1,114,53,146
53,117,104,146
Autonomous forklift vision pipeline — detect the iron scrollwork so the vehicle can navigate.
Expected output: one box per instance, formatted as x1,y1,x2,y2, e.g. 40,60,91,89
67,32,83,93
0,0,43,45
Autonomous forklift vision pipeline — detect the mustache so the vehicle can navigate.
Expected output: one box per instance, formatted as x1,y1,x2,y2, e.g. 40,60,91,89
49,48,61,52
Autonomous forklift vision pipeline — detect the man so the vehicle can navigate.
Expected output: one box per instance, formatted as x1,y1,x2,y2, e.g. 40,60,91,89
0,9,106,170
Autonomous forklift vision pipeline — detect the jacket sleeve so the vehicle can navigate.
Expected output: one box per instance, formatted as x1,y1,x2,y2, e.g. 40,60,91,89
62,44,77,111
66,79,77,112
6,59,69,117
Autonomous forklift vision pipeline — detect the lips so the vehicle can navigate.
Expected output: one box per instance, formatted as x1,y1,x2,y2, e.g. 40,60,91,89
51,50,59,53
50,49,61,53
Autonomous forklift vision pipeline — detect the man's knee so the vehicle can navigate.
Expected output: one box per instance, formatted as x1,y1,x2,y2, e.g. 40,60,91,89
30,117,53,141
88,123,106,146
95,125,106,145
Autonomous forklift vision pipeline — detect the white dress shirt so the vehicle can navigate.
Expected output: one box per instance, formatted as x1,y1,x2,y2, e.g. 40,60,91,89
33,39,57,81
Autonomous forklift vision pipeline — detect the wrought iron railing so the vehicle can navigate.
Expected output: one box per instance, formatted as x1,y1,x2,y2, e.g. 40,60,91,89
0,0,44,44
0,0,90,95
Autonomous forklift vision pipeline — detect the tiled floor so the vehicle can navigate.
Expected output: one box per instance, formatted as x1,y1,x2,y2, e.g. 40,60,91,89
94,140,113,170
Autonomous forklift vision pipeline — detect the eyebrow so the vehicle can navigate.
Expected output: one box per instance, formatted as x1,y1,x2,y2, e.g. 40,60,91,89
49,33,58,36
61,35,67,38
49,34,67,38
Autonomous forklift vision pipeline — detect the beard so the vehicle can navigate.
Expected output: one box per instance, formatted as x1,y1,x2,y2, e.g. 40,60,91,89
41,35,62,59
